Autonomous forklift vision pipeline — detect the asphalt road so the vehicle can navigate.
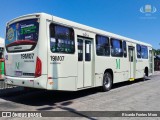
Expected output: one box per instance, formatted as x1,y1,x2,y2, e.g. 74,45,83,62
0,73,160,120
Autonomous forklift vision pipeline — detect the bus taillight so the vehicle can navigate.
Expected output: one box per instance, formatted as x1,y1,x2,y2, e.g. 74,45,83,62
35,57,42,77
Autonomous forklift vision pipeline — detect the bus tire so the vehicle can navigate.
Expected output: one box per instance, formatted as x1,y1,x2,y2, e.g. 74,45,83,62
102,72,112,92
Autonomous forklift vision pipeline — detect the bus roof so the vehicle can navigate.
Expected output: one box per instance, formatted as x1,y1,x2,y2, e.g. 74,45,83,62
7,12,152,47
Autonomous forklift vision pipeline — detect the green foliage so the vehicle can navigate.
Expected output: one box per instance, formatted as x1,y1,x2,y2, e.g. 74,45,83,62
153,49,160,55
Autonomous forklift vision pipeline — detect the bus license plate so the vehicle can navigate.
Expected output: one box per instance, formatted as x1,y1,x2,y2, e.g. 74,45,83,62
15,71,22,76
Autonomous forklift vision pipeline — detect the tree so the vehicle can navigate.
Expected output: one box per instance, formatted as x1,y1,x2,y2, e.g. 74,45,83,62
153,49,160,55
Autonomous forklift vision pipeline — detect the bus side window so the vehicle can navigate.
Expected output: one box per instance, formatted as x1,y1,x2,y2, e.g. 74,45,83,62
111,39,123,57
49,23,75,54
96,35,110,56
141,46,148,59
50,24,57,52
136,44,141,58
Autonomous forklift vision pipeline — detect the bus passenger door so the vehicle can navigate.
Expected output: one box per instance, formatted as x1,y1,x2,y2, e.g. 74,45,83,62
77,37,92,88
128,46,136,80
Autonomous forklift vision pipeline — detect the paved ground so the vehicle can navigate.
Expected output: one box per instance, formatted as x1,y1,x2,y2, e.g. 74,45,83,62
0,72,160,120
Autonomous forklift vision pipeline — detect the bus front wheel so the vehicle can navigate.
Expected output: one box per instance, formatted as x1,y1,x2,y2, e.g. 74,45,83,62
102,72,112,92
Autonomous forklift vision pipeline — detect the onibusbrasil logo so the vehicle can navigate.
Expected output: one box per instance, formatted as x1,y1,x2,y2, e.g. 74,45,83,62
140,4,157,14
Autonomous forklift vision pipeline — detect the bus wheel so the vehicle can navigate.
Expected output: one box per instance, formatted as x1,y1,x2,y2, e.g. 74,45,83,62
102,72,112,92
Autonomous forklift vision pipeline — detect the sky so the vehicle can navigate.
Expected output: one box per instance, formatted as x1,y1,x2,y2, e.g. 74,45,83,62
0,0,160,49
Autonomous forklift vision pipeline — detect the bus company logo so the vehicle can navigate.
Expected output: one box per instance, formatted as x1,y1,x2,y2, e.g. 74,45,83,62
116,59,120,69
7,27,14,41
140,5,157,14
15,62,20,70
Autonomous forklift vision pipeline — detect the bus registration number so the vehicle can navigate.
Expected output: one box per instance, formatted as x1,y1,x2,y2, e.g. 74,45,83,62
15,71,22,76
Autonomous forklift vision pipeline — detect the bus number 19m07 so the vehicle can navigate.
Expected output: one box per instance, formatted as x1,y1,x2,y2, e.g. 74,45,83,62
50,56,64,61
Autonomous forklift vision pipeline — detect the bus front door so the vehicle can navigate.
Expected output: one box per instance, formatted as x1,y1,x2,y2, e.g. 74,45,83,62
128,46,136,81
77,38,93,88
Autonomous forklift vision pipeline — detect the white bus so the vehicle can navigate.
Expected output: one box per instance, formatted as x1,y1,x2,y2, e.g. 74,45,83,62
4,13,154,91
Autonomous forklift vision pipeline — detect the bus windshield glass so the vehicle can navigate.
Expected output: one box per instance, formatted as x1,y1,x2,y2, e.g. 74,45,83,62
5,19,39,52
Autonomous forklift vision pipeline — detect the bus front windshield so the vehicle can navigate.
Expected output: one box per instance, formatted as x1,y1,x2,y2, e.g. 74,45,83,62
5,19,39,52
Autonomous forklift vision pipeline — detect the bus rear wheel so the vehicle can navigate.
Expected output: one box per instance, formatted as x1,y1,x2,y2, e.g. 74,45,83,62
102,72,112,92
